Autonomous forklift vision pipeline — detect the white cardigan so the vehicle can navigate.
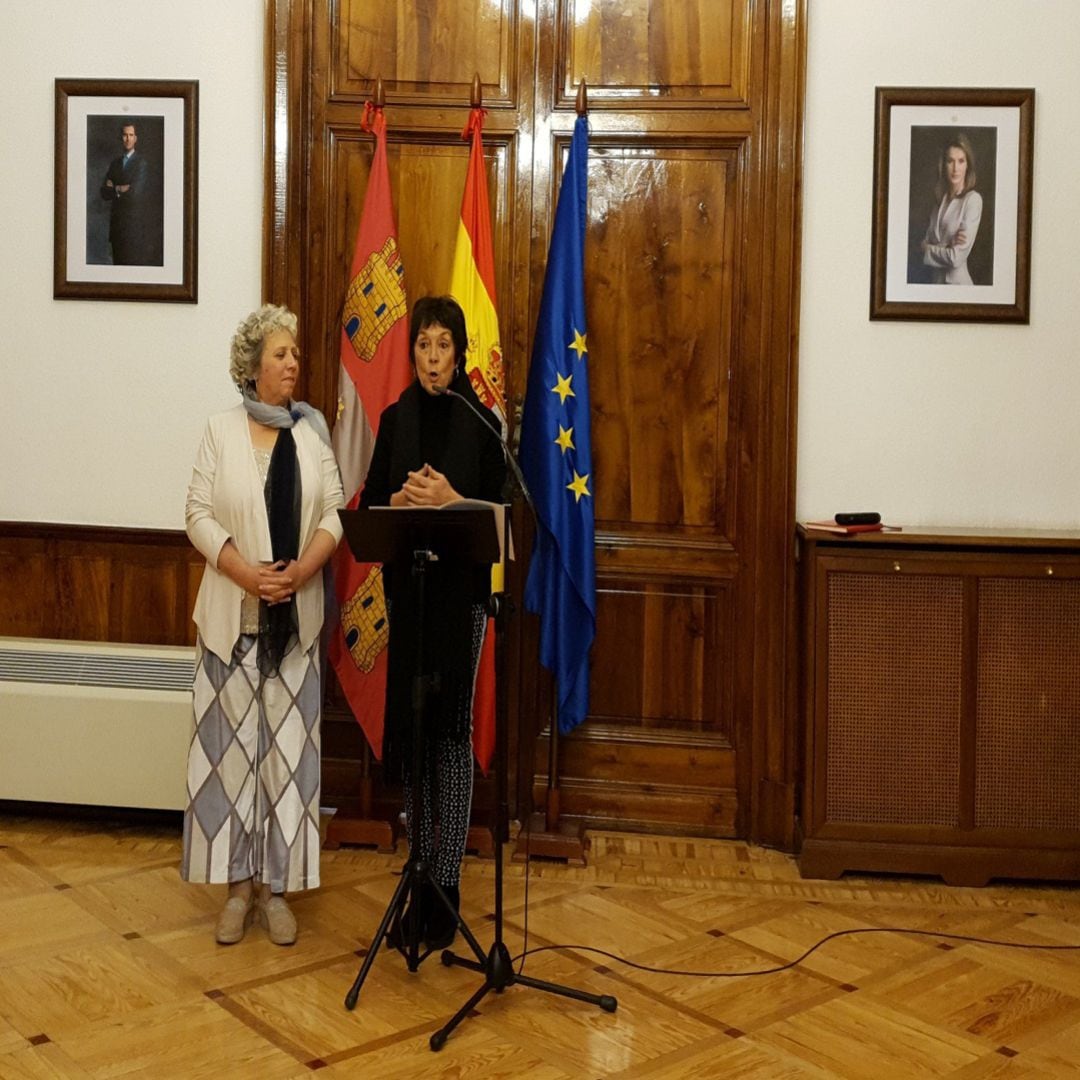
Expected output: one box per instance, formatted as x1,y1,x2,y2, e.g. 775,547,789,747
186,404,344,662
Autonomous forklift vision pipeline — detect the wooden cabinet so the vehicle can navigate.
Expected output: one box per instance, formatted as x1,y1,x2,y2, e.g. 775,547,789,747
797,526,1080,886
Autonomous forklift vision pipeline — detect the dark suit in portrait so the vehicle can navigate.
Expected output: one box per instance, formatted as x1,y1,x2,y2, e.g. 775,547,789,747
100,148,151,265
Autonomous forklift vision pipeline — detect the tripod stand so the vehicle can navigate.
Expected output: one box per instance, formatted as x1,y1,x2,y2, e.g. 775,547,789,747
338,508,497,1009
430,530,617,1051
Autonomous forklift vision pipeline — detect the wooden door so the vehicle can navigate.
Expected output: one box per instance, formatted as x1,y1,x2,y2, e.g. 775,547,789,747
266,0,805,845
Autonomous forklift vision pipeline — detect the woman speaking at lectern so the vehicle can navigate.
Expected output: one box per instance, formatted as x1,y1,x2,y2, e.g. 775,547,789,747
360,295,506,949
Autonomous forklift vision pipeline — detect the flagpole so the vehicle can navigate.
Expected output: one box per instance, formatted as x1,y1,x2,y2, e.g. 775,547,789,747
469,68,497,861
512,79,591,868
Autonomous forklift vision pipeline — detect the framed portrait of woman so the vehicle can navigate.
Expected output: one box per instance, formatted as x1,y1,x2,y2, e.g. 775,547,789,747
870,87,1034,323
54,78,198,303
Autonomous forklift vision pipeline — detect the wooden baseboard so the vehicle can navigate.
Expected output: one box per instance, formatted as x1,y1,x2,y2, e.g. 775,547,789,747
799,837,1080,887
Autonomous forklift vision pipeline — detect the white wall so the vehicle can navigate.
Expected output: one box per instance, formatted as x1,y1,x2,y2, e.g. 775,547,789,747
798,0,1080,528
1,0,264,529
6,2,1076,532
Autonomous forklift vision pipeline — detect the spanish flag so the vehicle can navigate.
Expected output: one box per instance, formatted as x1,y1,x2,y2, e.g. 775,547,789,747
450,107,504,772
329,102,412,758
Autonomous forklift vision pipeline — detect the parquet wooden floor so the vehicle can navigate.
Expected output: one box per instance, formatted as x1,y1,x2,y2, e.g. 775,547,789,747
0,812,1078,1078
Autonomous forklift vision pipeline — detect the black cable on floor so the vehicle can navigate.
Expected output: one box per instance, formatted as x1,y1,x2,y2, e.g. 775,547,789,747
510,926,1080,979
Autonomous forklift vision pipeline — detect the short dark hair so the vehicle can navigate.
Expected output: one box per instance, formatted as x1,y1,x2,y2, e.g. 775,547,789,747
409,295,468,365
121,122,137,136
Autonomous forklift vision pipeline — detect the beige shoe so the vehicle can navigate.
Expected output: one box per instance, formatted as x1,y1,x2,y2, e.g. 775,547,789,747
259,894,297,946
215,895,255,944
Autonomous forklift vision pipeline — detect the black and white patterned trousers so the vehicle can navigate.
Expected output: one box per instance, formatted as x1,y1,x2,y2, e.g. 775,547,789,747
402,603,486,887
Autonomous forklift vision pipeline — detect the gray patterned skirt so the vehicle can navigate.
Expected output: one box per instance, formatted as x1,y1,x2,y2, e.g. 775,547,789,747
181,634,321,892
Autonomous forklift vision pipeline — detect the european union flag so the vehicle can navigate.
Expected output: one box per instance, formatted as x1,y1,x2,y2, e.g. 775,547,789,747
520,115,594,735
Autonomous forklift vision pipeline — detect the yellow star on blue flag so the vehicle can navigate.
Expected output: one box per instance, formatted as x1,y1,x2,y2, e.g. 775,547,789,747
551,372,574,404
567,470,590,502
568,329,587,360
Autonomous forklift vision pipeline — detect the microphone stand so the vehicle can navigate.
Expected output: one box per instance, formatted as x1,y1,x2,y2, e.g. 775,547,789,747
428,385,617,1052
434,385,538,525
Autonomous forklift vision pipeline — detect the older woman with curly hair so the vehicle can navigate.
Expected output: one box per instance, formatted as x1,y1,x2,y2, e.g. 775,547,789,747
182,304,344,946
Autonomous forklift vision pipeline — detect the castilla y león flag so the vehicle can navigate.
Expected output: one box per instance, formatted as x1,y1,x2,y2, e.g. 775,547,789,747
450,107,506,772
329,102,411,757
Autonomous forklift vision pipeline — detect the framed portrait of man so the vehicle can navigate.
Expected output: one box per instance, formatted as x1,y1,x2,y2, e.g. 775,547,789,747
54,78,198,302
870,87,1034,323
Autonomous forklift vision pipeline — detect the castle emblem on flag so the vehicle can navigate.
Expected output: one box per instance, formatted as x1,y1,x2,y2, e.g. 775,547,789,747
340,565,390,673
342,237,407,363
467,345,505,415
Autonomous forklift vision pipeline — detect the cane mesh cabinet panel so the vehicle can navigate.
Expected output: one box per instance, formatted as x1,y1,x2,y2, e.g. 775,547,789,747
798,526,1080,886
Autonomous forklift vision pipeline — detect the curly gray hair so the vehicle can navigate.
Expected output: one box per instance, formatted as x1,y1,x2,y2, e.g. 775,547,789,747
229,304,299,389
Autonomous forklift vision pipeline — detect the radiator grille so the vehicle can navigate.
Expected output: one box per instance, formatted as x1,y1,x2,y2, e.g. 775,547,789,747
976,578,1080,831
0,648,193,692
826,572,963,826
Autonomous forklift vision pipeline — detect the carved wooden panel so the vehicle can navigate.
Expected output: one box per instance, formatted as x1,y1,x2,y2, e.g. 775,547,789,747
591,578,731,735
584,143,739,534
334,0,516,104
530,575,736,834
561,0,749,107
546,735,738,834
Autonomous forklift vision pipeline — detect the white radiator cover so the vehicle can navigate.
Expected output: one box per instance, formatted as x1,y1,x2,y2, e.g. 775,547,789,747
0,637,195,811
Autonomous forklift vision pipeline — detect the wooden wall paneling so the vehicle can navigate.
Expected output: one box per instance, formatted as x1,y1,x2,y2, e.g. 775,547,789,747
538,575,737,834
267,0,805,845
334,0,516,104
526,0,803,845
586,142,739,531
589,579,728,735
296,0,532,415
54,551,112,642
561,0,749,107
0,524,203,647
112,557,183,645
271,0,537,824
741,0,806,847
263,0,310,336
0,541,48,638
184,563,203,647
529,9,738,839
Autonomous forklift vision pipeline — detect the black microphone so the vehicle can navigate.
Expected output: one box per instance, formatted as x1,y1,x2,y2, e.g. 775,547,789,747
434,384,538,525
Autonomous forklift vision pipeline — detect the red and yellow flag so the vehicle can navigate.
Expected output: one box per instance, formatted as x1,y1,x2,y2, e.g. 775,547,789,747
451,109,506,427
329,102,411,757
450,107,505,773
